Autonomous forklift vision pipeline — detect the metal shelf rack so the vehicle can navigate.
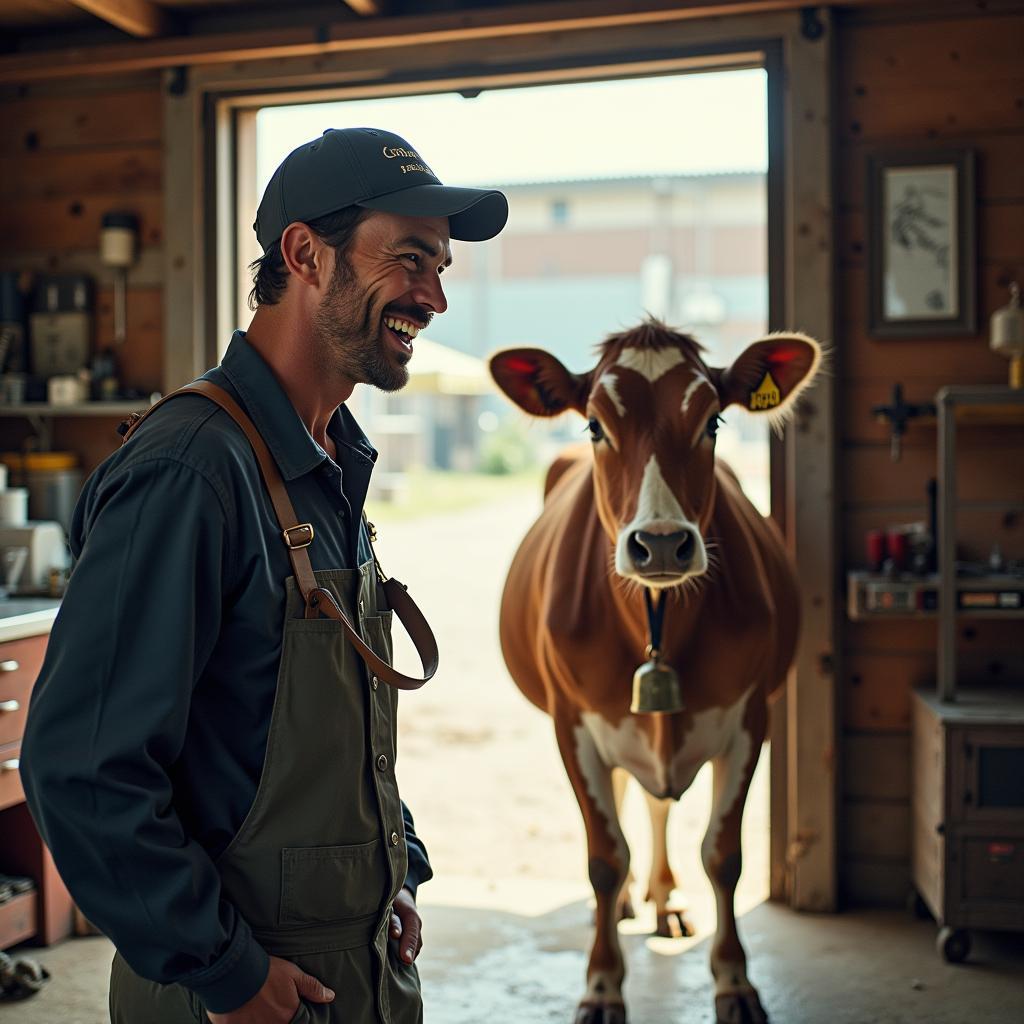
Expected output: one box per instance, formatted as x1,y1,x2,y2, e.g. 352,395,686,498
936,386,1024,701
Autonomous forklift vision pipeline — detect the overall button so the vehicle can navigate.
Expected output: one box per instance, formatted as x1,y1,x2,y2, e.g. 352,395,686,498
376,754,388,772
359,599,365,614
371,675,379,690
390,831,400,847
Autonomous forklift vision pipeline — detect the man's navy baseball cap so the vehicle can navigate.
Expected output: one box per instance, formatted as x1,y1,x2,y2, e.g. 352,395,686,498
254,127,508,251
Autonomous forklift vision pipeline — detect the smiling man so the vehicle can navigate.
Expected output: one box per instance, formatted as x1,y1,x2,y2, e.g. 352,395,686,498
21,128,507,1024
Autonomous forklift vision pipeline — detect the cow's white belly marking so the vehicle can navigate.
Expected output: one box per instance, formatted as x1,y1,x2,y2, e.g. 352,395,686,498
580,712,666,796
580,683,756,800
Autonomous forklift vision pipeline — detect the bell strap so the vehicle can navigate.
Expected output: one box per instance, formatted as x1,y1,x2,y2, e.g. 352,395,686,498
120,380,438,691
643,588,668,658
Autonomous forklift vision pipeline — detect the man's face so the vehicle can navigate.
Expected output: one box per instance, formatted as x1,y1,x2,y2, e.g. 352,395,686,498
312,210,452,392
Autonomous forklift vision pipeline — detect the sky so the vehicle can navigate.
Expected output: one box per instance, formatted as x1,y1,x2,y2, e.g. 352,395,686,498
256,67,767,191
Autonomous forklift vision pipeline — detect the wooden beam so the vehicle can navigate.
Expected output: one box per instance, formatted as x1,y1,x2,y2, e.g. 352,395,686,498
0,0,892,83
783,8,838,912
341,0,383,15
66,0,172,39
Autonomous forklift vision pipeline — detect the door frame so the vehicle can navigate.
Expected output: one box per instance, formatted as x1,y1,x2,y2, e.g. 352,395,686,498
163,4,838,911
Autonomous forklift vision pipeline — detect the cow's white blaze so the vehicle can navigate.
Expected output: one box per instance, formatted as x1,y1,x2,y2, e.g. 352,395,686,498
616,345,685,382
614,454,707,580
598,372,626,418
681,374,713,413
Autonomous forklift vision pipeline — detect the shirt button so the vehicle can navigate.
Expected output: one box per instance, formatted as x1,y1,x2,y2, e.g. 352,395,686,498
376,754,388,771
390,831,400,847
371,675,379,690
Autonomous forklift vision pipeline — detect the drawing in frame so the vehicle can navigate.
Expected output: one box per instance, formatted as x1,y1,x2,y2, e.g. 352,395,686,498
867,149,976,337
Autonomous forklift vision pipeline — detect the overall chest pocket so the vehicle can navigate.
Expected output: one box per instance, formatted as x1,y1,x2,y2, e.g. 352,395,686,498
280,839,387,924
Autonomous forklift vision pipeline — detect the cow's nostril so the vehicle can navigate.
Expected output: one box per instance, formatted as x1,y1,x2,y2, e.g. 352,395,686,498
628,531,652,567
676,532,695,566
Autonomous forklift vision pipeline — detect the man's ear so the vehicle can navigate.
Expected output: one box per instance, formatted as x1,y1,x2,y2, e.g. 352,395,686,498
718,332,823,422
489,349,590,417
278,221,324,288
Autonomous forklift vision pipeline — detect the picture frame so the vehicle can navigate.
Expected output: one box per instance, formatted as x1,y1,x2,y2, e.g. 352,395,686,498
866,149,976,337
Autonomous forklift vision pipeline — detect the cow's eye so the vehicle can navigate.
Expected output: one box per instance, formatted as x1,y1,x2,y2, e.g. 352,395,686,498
705,414,724,440
587,417,605,443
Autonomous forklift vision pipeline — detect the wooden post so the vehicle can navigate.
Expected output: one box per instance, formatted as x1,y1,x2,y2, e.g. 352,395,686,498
783,8,838,911
163,66,209,388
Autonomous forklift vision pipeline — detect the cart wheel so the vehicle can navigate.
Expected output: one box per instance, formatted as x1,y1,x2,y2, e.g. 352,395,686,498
937,926,971,963
906,889,931,920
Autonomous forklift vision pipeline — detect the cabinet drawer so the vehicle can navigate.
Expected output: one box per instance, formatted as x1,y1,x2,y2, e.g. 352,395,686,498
962,836,1024,903
0,889,37,951
0,742,24,812
0,635,48,747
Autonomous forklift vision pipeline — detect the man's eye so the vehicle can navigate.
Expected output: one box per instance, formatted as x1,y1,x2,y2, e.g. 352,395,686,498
705,414,724,440
587,417,605,443
401,253,420,266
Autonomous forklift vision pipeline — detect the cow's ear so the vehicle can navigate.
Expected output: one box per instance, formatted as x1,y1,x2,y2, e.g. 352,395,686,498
719,332,823,422
489,348,590,417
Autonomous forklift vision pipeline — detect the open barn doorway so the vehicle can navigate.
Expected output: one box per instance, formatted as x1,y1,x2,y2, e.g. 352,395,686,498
230,67,772,1020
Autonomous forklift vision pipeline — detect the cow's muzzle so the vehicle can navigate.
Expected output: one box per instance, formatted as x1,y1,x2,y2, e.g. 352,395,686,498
627,527,701,577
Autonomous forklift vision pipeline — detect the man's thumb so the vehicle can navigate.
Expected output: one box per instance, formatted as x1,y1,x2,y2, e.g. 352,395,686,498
294,970,335,1004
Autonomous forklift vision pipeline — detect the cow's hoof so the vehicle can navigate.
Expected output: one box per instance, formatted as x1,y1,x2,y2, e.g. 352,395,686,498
715,989,768,1024
654,909,693,938
574,1001,627,1024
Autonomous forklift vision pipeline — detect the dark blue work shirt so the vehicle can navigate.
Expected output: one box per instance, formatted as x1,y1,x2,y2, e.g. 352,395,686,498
21,332,432,1011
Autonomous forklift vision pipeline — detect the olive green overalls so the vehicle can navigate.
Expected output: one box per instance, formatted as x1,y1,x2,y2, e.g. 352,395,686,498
109,382,437,1024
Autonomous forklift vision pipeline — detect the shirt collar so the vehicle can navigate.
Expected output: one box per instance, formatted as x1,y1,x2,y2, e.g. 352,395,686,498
215,331,377,482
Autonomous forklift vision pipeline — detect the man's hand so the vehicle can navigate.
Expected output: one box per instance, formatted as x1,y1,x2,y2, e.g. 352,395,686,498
207,955,334,1023
390,887,423,964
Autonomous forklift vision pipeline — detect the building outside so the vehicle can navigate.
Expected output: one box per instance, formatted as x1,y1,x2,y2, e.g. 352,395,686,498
361,170,770,509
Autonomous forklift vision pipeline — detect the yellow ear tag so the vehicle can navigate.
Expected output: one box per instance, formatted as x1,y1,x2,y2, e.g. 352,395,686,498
749,371,781,411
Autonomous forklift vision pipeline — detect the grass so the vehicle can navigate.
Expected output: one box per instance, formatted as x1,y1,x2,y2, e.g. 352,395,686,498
364,466,543,523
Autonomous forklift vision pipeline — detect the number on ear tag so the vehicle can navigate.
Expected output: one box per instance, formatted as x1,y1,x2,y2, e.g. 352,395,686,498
750,371,781,411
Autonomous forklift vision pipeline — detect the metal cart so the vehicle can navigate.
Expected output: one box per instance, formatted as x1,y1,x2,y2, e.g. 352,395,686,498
911,386,1024,962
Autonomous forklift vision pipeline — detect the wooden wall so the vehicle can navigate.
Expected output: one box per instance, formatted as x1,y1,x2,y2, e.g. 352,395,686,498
835,6,1024,905
0,3,1022,908
0,75,164,474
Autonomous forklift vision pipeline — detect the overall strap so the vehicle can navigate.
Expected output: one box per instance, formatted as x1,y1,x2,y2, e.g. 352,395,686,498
120,381,438,690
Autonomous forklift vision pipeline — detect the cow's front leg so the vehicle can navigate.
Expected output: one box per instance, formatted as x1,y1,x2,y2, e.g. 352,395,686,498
611,769,636,922
642,790,693,938
555,710,630,1024
700,701,768,1024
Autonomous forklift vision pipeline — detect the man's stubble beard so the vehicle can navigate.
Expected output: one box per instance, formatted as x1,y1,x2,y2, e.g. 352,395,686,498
312,252,410,394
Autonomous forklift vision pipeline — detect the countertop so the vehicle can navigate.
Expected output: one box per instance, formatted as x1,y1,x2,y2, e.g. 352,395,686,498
0,596,61,643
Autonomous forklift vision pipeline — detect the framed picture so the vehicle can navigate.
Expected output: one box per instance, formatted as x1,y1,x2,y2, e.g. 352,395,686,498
866,149,976,337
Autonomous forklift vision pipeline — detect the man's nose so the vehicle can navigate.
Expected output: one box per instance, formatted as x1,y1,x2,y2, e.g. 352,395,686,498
413,273,448,316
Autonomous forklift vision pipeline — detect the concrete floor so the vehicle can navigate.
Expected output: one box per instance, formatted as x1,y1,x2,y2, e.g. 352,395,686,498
4,894,1024,1023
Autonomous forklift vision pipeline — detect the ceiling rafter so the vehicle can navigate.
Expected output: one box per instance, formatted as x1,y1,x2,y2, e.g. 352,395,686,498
67,0,173,38
341,0,384,15
0,0,896,83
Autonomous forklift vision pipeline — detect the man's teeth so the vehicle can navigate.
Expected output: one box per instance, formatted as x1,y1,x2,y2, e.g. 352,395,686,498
384,316,419,340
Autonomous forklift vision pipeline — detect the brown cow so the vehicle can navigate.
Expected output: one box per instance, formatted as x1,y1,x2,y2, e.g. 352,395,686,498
490,321,821,1024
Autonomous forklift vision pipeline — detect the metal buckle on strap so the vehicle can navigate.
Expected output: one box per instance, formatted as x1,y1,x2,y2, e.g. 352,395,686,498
282,523,314,549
